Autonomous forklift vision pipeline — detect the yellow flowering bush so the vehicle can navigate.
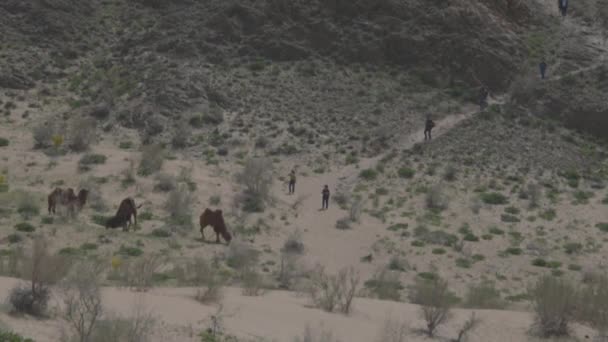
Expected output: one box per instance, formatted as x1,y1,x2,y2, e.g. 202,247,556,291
111,256,122,270
52,134,64,148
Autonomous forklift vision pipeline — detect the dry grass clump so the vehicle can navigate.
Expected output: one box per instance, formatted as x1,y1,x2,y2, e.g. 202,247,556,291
306,265,360,314
235,158,273,212
530,276,577,338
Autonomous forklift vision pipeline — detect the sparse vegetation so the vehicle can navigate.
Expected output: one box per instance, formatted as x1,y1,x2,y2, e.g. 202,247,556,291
481,192,508,205
307,265,360,314
411,277,453,337
531,276,577,338
138,144,164,176
235,158,273,212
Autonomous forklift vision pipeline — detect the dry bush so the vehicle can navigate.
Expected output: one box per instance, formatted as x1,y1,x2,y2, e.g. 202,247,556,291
576,274,608,340
375,315,409,342
282,230,305,255
531,276,577,338
9,235,70,316
225,241,259,271
411,277,453,337
241,267,265,297
277,247,304,290
89,298,155,342
164,184,193,230
293,324,340,342
171,122,190,149
180,258,226,304
464,281,505,309
68,117,96,152
60,260,105,342
125,254,164,292
453,312,481,342
349,197,364,223
307,265,360,315
365,269,403,301
154,173,176,192
32,121,57,149
137,144,164,176
426,185,448,211
235,158,273,212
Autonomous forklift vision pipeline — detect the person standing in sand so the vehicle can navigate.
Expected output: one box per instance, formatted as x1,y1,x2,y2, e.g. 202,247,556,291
322,185,330,210
288,169,296,194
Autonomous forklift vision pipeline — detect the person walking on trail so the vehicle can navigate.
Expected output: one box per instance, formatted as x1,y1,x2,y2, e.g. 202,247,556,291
558,0,568,17
288,169,296,194
479,86,489,111
321,185,330,210
424,117,435,141
539,60,547,79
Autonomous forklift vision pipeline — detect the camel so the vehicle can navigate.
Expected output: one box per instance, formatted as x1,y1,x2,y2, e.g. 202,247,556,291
199,208,232,244
105,197,142,232
47,187,88,217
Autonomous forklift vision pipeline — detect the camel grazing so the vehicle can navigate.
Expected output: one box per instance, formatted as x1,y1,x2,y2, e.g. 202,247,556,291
199,208,232,244
105,197,142,232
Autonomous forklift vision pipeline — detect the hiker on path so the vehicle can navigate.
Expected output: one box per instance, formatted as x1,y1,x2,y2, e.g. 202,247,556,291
288,169,296,194
558,0,568,17
424,117,435,141
479,86,489,111
321,185,330,210
539,60,547,79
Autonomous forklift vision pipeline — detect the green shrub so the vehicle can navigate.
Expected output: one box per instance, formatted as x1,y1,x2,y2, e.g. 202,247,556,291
0,137,9,147
398,167,415,179
14,222,36,232
363,270,403,301
530,276,576,337
539,209,557,221
464,281,505,309
463,233,479,242
91,215,111,226
455,258,472,268
387,223,408,232
489,226,505,235
151,229,171,238
80,243,98,251
359,169,378,181
0,330,34,342
481,192,508,205
560,170,580,188
432,248,446,255
504,206,520,215
501,214,520,223
563,242,583,255
596,222,608,232
79,153,107,166
118,141,133,149
418,272,439,281
117,246,144,257
7,234,22,244
40,216,53,225
411,240,426,247
139,211,153,221
58,247,83,256
505,247,523,255
138,144,164,176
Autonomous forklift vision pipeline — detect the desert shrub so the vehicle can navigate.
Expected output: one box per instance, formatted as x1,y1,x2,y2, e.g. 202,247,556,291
79,154,107,167
539,208,557,221
335,217,352,230
150,229,171,238
349,197,364,223
187,258,227,304
425,185,448,211
277,242,305,290
137,144,164,176
241,268,265,296
79,178,107,212
60,260,105,342
209,195,221,206
364,269,403,301
154,173,176,192
88,303,155,342
388,256,409,272
14,222,35,233
282,230,305,255
117,246,144,257
374,315,408,342
577,274,608,340
225,241,259,271
124,254,164,291
15,191,40,219
398,167,415,179
235,158,273,212
443,165,458,181
505,247,523,255
9,236,69,317
531,276,577,337
454,312,481,342
68,117,96,152
563,242,583,255
411,277,453,337
501,214,520,223
164,184,193,229
464,281,505,309
171,122,190,149
293,325,340,342
481,192,508,205
359,169,378,181
597,223,608,233
202,105,223,125
0,137,9,147
32,122,55,149
0,330,34,342
307,266,360,314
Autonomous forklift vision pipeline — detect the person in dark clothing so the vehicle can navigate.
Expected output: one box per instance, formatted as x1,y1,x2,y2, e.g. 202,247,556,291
539,60,547,79
558,0,568,16
424,117,435,141
321,185,330,210
479,86,489,111
288,169,296,194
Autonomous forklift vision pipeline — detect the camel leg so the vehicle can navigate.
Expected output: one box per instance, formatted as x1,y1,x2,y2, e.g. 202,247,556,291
200,226,206,241
216,231,220,244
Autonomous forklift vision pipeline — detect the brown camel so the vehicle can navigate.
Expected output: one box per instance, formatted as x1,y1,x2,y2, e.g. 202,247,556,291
47,188,88,216
199,208,232,244
105,197,142,232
